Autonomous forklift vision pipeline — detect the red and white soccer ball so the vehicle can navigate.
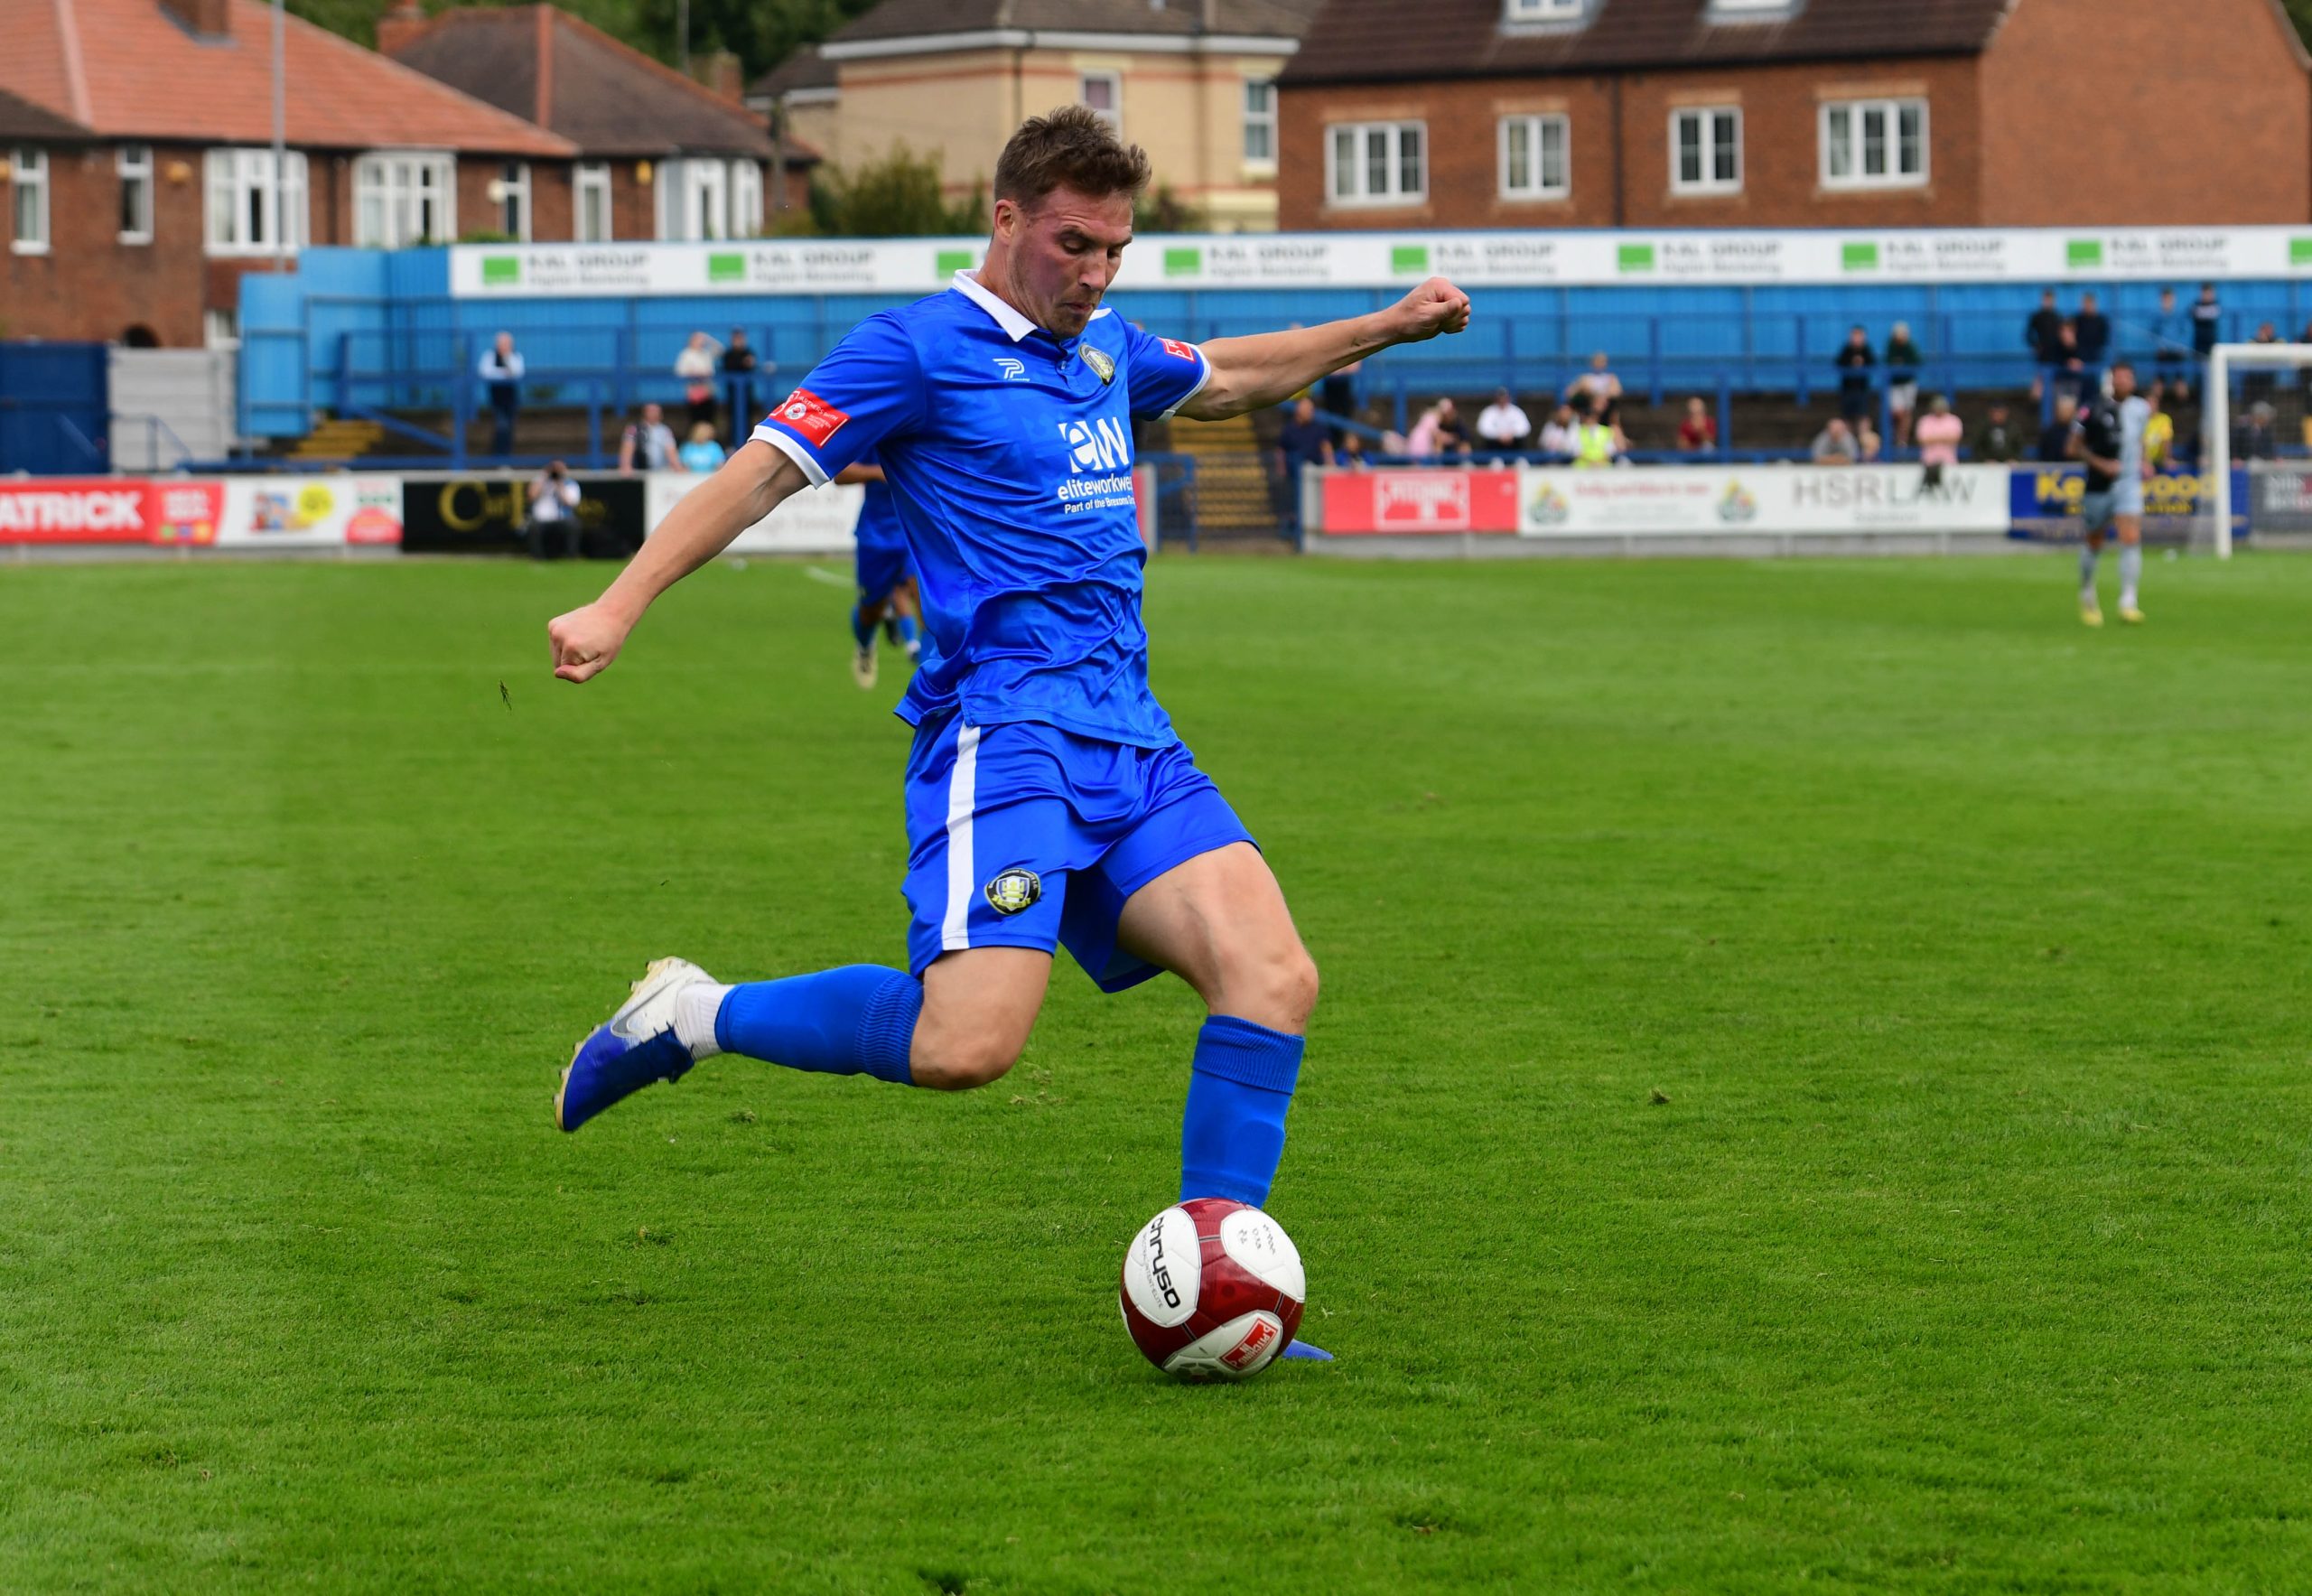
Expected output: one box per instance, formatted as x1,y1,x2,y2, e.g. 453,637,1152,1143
1119,1198,1305,1381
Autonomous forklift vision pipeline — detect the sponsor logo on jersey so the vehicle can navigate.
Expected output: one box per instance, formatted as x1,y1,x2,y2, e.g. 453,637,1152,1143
773,388,850,447
984,866,1042,916
1083,347,1115,385
1160,338,1198,363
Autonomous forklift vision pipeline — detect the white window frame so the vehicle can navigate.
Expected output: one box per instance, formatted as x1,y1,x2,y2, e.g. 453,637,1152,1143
1325,120,1427,208
117,144,154,245
1497,113,1570,200
204,148,309,257
1242,79,1277,169
353,151,456,248
575,161,613,242
1820,98,1928,191
495,160,531,241
1671,107,1741,195
732,160,762,238
10,148,49,255
1505,0,1585,20
1079,71,1123,134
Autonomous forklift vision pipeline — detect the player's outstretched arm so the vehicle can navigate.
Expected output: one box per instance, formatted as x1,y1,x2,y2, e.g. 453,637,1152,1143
547,441,807,684
1179,277,1471,422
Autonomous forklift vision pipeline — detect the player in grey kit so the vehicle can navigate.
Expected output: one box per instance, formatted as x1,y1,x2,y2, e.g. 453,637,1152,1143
2069,360,2151,627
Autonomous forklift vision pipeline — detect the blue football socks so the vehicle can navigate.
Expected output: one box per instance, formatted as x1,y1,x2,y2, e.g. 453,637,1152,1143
850,604,876,648
1179,1015,1305,1207
713,965,921,1085
895,614,921,649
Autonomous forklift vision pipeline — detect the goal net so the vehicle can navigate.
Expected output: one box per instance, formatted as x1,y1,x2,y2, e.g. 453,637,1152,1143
2207,342,2312,558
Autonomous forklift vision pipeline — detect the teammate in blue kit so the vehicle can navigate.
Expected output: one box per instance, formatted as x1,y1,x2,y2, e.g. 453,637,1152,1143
545,108,1470,1359
840,450,921,687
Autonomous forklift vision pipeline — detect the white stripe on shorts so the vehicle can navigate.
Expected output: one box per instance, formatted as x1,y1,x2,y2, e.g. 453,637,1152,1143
940,724,983,951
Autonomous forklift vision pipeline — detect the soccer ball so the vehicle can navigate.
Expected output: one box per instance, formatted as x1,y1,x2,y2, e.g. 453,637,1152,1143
1119,1198,1305,1380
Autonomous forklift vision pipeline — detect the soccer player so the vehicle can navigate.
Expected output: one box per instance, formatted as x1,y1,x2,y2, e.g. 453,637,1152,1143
2069,359,2151,626
837,450,920,688
544,108,1471,1359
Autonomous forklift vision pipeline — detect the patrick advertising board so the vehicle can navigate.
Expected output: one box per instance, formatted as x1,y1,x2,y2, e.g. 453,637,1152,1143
1319,470,1522,535
0,476,402,547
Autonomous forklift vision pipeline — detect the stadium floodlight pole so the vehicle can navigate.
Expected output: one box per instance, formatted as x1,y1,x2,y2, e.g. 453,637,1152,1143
271,0,286,273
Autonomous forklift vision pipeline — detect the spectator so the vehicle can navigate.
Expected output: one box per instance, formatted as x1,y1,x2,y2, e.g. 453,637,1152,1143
1320,359,1360,445
1835,325,1876,422
1539,402,1579,457
1972,400,2022,463
1414,397,1473,459
2074,292,2111,372
2037,393,2078,462
720,329,763,445
2027,289,2065,397
2142,387,2175,470
1336,431,1370,470
2239,400,2279,462
524,460,580,560
675,331,724,434
678,420,726,473
2050,322,2085,402
1885,322,1923,445
618,402,681,473
1676,396,1717,453
1476,387,1532,453
1811,417,1860,464
1273,396,1334,532
1406,401,1448,460
1856,415,1884,462
2190,282,2223,361
1914,394,1963,487
1564,350,1622,406
2245,321,2282,404
478,331,524,457
1572,400,1623,468
2152,287,2190,395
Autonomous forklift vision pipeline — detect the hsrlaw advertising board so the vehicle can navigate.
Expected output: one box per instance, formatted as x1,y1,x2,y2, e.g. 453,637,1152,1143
1519,465,2012,537
453,226,2312,298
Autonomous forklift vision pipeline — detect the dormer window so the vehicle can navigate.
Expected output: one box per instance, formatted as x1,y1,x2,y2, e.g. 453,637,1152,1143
1504,0,1587,25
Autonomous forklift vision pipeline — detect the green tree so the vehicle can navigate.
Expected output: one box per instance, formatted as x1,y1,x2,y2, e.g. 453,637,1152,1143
809,145,987,237
289,0,881,83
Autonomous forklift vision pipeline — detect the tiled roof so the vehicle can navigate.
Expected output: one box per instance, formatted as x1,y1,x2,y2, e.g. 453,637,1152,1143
0,0,574,154
0,83,90,141
748,43,835,99
1282,0,2013,86
831,0,1321,46
389,5,782,159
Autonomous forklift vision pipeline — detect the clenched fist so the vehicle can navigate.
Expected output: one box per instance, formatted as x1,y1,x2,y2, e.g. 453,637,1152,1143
1387,277,1472,345
547,602,633,684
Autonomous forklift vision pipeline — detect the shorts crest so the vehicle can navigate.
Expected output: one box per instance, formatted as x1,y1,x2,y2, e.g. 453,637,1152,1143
984,867,1043,916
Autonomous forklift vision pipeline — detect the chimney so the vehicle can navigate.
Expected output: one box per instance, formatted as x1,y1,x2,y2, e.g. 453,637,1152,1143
160,0,233,37
693,49,745,105
376,0,430,55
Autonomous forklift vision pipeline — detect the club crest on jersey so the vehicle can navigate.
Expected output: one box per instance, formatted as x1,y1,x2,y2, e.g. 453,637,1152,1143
984,867,1042,916
774,388,849,447
1083,347,1115,385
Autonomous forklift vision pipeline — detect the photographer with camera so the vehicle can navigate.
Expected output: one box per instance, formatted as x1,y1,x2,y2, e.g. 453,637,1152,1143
525,461,583,561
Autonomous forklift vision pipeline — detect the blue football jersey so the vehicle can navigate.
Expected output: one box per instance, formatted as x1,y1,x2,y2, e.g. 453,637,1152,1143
752,271,1209,748
853,446,905,553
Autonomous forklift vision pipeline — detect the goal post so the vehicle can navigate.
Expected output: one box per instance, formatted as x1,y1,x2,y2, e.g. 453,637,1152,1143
2208,341,2312,560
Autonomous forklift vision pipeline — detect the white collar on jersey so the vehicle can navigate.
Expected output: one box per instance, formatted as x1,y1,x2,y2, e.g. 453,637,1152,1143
949,268,1116,342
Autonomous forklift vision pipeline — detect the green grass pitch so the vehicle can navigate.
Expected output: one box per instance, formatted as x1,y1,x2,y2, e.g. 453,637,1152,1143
4,549,2310,1592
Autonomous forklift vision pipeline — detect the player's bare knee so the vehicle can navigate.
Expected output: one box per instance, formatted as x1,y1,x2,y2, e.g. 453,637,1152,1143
910,1031,1021,1091
1219,943,1319,1032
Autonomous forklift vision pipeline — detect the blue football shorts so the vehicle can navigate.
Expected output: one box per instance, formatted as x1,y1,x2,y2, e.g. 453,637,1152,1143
855,537,911,608
900,715,1256,992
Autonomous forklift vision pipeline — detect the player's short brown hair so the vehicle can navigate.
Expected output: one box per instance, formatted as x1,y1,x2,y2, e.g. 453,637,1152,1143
993,106,1152,210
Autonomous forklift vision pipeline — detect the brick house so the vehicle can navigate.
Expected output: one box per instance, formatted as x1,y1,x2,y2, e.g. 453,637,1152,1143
759,0,1319,232
0,0,573,348
382,3,815,242
1277,0,2312,231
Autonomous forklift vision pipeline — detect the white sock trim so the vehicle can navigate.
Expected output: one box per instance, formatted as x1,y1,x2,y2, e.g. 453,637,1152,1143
674,982,731,1059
